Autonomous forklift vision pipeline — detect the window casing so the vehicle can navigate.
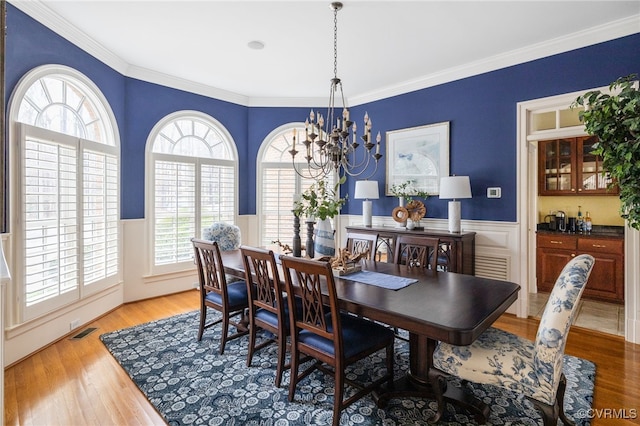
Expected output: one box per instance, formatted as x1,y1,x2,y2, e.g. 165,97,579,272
12,66,120,321
148,112,237,274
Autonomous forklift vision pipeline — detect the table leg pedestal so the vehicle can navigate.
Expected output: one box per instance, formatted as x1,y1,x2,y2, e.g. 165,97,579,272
374,333,489,424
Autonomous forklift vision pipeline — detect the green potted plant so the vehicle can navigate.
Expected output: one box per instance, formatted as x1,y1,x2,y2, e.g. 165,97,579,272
294,176,347,221
389,180,429,202
573,74,640,229
294,176,347,257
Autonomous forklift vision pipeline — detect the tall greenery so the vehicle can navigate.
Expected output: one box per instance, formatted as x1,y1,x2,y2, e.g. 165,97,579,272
573,74,640,229
294,176,347,220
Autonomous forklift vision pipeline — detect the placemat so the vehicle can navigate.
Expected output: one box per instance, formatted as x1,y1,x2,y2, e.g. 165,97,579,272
343,270,417,290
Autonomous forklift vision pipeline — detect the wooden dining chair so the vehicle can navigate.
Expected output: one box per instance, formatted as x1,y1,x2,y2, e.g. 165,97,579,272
429,254,595,425
192,238,249,354
393,234,439,270
240,246,290,387
345,232,378,261
280,256,395,426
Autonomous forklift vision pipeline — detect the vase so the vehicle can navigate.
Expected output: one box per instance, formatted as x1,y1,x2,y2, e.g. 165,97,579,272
397,197,407,228
314,218,335,257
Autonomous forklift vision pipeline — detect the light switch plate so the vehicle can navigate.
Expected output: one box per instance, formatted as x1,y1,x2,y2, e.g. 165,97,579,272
487,187,501,198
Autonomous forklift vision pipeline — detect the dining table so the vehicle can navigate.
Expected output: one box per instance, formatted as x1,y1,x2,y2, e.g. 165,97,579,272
220,249,520,423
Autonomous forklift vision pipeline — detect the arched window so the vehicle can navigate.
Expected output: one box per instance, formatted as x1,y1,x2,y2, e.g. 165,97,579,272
147,111,237,273
258,124,335,247
11,65,120,321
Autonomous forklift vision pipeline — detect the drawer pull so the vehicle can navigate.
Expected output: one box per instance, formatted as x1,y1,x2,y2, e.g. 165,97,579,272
549,241,564,244
592,244,607,248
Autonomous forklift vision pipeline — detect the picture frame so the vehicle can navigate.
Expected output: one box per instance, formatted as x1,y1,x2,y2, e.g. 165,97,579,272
385,121,450,196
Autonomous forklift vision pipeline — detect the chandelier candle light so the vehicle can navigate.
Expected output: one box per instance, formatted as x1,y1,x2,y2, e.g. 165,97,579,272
354,180,379,227
289,2,382,180
439,176,472,233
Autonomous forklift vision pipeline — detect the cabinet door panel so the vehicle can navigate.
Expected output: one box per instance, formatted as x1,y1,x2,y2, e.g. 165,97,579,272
536,248,574,293
584,253,624,302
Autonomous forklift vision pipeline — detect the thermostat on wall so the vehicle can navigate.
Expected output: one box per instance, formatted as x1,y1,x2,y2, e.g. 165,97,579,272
487,187,501,198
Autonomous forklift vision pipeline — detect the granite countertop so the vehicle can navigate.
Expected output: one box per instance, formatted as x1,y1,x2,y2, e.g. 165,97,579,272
536,223,624,239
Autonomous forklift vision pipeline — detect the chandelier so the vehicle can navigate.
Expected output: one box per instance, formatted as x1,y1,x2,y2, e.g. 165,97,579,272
289,2,382,180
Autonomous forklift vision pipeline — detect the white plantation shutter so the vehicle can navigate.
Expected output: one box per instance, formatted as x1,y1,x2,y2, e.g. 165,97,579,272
14,67,120,323
23,133,79,308
149,112,237,272
258,126,334,247
154,159,196,265
262,168,296,247
20,124,119,319
200,163,235,232
83,148,119,285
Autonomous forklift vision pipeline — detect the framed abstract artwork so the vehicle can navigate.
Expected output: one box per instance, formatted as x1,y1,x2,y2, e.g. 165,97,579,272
385,121,450,196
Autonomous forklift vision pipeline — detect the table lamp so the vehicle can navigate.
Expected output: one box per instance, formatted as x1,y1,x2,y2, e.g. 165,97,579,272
354,180,379,227
439,176,472,233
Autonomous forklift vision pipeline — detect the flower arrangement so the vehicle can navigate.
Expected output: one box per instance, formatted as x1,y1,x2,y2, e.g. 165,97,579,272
389,180,429,201
293,176,348,220
203,222,241,251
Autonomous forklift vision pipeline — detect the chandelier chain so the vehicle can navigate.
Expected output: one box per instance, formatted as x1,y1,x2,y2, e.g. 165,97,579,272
333,6,338,79
289,1,382,181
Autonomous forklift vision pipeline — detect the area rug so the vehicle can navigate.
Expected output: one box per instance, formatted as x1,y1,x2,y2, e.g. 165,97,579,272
100,310,595,425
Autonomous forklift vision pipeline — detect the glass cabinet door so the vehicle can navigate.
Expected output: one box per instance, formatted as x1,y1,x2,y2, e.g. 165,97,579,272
579,136,614,194
539,139,575,194
538,136,619,196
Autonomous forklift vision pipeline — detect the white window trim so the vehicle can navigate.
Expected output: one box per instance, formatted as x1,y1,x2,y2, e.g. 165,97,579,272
145,110,239,276
7,65,121,325
256,122,342,248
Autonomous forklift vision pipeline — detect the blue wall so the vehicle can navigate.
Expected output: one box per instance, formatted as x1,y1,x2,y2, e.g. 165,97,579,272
5,4,640,223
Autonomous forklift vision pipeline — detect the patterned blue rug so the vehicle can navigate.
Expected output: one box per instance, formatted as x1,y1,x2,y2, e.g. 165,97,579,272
100,310,595,425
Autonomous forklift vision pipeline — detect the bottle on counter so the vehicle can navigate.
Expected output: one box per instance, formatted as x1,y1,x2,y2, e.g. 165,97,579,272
577,206,583,233
585,211,592,233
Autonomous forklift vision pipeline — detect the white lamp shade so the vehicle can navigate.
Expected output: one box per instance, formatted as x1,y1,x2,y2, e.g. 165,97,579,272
1,244,11,281
354,180,379,200
439,176,472,200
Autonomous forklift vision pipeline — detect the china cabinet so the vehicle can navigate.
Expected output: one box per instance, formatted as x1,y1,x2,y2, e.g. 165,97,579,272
538,136,618,196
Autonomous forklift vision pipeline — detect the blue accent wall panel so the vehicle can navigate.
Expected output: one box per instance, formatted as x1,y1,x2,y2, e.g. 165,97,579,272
246,106,310,215
123,78,248,219
4,2,640,224
345,33,640,222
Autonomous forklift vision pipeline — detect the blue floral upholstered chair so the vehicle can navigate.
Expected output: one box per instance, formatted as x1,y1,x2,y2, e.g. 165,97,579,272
203,222,242,282
429,254,595,426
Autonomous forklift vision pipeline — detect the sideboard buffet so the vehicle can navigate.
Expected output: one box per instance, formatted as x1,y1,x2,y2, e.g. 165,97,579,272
345,226,476,275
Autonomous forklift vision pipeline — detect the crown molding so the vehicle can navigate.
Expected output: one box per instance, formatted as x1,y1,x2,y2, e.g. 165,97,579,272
125,65,250,107
9,1,639,108
9,0,129,74
350,14,640,106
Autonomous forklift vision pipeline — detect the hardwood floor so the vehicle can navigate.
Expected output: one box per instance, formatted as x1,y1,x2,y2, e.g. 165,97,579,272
4,290,640,425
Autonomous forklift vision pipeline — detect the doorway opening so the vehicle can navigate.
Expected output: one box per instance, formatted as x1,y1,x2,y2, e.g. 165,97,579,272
518,89,630,339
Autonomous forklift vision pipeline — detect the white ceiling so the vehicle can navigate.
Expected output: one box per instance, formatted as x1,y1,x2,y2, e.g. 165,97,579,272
11,1,640,106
